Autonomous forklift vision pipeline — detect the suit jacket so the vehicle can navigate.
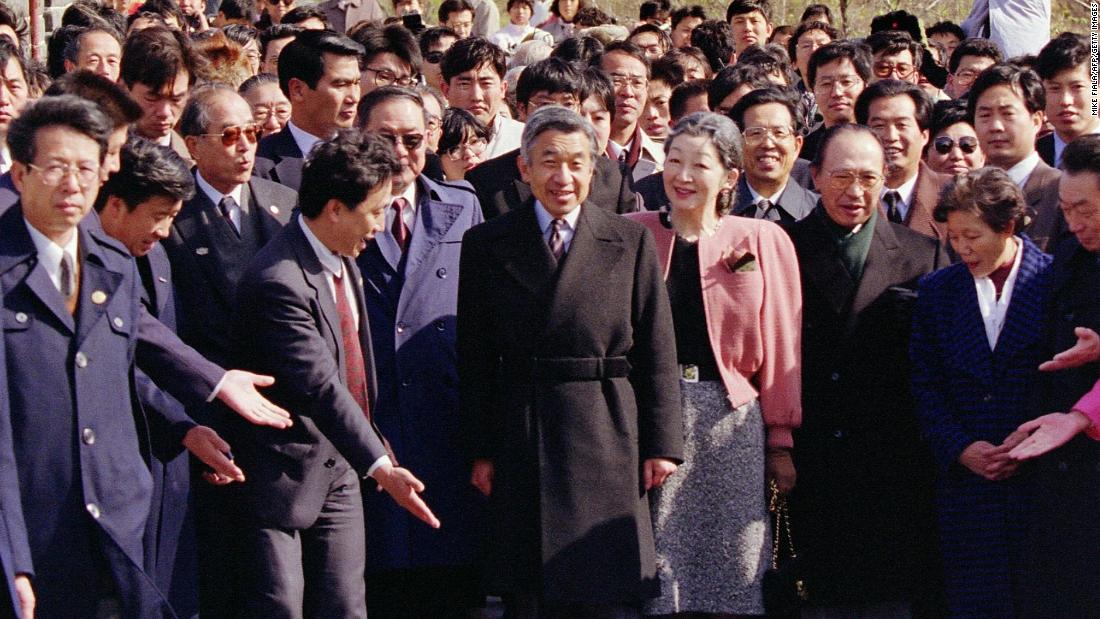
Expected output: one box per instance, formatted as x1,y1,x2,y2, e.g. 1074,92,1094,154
163,175,294,370
636,159,815,212
892,161,947,241
317,0,384,32
356,175,486,573
457,200,682,602
1037,132,1055,166
0,173,16,214
231,217,389,529
0,204,222,618
255,127,306,191
0,288,31,619
465,148,638,219
733,176,819,223
1021,159,1066,252
785,206,948,609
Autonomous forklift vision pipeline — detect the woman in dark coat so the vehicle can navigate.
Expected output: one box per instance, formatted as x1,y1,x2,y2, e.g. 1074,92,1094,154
910,167,1051,617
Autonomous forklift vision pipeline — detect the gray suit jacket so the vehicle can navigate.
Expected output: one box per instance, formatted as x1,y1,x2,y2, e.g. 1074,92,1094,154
1021,158,1066,252
733,176,818,223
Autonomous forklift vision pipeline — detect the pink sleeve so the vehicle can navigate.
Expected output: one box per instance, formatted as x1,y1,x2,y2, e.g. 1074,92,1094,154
1071,379,1100,440
755,225,802,449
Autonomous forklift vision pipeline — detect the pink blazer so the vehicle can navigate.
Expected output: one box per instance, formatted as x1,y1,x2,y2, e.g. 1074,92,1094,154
1071,381,1100,440
628,211,802,448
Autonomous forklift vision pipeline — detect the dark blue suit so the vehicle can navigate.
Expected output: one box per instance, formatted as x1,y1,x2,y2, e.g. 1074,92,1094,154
0,205,223,618
254,127,305,191
0,286,32,619
910,238,1050,617
356,176,486,613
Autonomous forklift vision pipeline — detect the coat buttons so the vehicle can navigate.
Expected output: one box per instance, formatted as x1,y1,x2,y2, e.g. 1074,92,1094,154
269,205,280,215
14,312,26,323
324,458,336,468
436,268,447,278
112,317,124,329
91,290,107,305
434,320,445,331
982,394,993,403
196,247,209,256
401,378,412,387
396,322,407,334
830,372,840,382
75,352,88,368
86,503,101,519
82,428,95,445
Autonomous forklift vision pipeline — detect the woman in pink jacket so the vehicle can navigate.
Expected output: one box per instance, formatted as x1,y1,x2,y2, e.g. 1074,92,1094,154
628,112,802,618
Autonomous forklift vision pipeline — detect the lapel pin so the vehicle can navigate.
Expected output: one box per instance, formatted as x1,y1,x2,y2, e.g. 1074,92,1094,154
196,247,209,256
269,205,280,215
91,290,107,305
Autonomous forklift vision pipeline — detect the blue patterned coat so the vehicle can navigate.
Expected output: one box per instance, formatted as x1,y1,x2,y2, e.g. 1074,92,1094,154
910,237,1051,618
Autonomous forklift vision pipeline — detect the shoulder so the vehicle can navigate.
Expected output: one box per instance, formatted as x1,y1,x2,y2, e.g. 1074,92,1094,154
584,203,646,241
250,175,298,203
256,128,296,159
422,175,479,203
466,149,518,179
917,261,966,294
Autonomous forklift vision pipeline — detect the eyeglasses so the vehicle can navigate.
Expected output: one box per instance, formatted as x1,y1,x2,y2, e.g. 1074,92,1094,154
743,126,796,144
609,73,648,91
27,162,101,188
252,105,291,124
933,135,979,155
271,0,294,7
822,170,884,191
444,138,487,160
873,62,915,80
380,132,425,151
364,67,417,87
200,124,261,146
814,75,862,93
953,69,981,86
424,51,445,64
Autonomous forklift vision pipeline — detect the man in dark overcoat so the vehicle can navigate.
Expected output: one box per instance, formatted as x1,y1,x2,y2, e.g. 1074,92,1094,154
784,124,948,617
456,106,683,617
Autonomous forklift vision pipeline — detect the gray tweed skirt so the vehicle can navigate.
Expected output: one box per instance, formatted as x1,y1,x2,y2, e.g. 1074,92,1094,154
645,380,769,615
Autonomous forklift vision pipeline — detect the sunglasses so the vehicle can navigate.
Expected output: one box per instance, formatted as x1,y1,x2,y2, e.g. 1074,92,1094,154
380,132,425,150
200,124,261,146
424,51,445,64
271,0,294,6
933,135,978,155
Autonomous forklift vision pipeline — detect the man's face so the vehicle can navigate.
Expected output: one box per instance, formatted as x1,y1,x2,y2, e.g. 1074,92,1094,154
929,32,960,57
729,10,771,54
1044,63,1098,140
394,0,421,14
741,102,802,190
580,95,612,153
630,32,665,61
673,92,709,123
103,126,129,182
70,31,122,81
813,58,865,126
364,97,426,195
872,49,917,83
946,55,994,98
262,36,294,75
641,80,672,140
242,39,261,75
671,16,703,49
518,90,579,121
243,81,291,138
973,83,1043,169
600,51,648,134
442,62,507,126
178,0,203,16
267,0,295,23
445,10,474,39
422,35,456,91
1061,171,1100,252
811,130,886,228
100,195,182,257
186,93,259,191
0,57,28,140
331,179,392,257
715,84,754,116
865,94,928,184
794,28,831,82
361,52,415,95
422,94,443,152
925,121,985,177
13,126,102,243
681,56,708,81
517,129,594,217
128,70,190,141
290,53,360,135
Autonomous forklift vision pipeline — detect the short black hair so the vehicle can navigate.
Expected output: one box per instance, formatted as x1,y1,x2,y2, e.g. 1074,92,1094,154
63,0,127,35
926,20,965,42
44,70,143,129
298,130,402,218
438,106,489,155
550,34,604,64
419,26,458,56
799,4,831,23
353,23,421,72
48,25,85,79
966,63,1045,121
281,5,328,27
787,20,838,66
671,5,706,29
869,10,923,42
691,19,734,72
277,29,363,97
218,0,255,21
97,138,195,212
441,36,507,82
866,30,922,72
516,57,584,106
948,37,1002,74
629,24,671,54
651,55,685,87
811,123,884,170
855,78,932,131
126,11,168,31
222,24,259,51
120,26,201,90
807,40,872,89
597,41,651,78
437,0,474,23
639,0,670,21
507,0,534,11
1062,134,1100,176
725,0,771,24
728,85,801,132
580,66,615,119
355,85,424,130
928,98,970,138
708,63,771,109
0,38,26,89
133,0,184,26
9,95,111,165
0,3,28,49
63,25,123,67
1036,32,1090,80
669,79,710,122
736,43,791,85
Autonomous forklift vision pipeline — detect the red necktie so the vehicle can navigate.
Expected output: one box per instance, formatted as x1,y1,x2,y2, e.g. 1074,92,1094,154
391,198,411,253
332,265,371,421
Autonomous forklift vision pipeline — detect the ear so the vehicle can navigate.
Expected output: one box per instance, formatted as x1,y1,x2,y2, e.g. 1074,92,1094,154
918,127,929,151
63,59,76,74
323,197,345,223
517,102,529,122
724,167,740,191
809,165,821,190
183,135,200,159
440,80,450,97
793,133,804,153
516,152,531,184
103,195,128,218
10,161,25,194
288,77,306,103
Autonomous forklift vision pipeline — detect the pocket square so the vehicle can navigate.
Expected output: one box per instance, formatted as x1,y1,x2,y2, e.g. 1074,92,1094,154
726,252,758,273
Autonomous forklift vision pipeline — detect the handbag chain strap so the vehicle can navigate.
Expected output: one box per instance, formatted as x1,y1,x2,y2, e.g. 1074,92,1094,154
768,479,808,600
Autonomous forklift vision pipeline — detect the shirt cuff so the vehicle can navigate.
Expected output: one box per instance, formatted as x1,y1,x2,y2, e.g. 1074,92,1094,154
366,455,392,479
205,372,229,403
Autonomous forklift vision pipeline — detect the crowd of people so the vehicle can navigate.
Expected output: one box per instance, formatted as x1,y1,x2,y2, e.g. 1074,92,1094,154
0,0,1093,617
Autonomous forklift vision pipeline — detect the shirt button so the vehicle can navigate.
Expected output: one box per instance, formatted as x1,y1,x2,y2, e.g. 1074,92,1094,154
75,352,88,368
324,458,336,468
830,372,840,382
112,317,124,329
86,503,100,519
436,268,447,278
14,312,26,323
833,429,845,439
401,378,412,387
396,322,407,334
82,428,95,445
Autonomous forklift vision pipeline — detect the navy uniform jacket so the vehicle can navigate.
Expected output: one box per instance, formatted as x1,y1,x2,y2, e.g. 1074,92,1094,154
254,127,305,191
0,205,223,618
0,286,32,619
356,176,486,573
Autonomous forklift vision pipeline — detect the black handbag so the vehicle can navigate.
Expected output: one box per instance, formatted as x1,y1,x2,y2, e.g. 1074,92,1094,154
762,479,808,618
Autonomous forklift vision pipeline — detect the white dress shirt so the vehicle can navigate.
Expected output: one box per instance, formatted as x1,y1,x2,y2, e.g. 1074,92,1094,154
287,120,326,159
196,171,245,233
1005,151,1041,188
534,200,580,254
881,172,919,222
386,182,418,235
747,182,787,220
484,114,524,160
974,236,1023,350
24,220,77,295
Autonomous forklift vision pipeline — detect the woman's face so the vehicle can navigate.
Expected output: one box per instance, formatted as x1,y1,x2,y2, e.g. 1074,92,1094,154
558,0,580,21
509,2,532,25
946,209,1015,278
926,122,985,177
663,134,737,215
580,95,611,153
441,131,488,180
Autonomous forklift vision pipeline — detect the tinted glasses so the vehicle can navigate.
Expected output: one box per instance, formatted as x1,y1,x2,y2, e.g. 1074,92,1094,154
933,135,978,155
200,124,261,146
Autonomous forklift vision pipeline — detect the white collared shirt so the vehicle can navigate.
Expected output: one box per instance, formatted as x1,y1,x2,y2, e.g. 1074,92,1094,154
534,200,580,254
746,181,787,219
287,120,326,159
196,171,245,233
484,114,524,160
0,146,11,175
387,182,418,234
608,138,630,161
974,236,1023,350
1053,124,1100,166
882,171,919,222
298,216,391,477
24,219,77,295
1005,151,1041,187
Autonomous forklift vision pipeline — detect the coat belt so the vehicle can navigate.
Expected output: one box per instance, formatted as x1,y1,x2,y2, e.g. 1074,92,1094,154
499,356,632,381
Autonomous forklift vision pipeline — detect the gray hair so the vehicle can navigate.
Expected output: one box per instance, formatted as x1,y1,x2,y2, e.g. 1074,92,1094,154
664,112,743,172
178,83,244,137
520,105,599,166
509,39,552,70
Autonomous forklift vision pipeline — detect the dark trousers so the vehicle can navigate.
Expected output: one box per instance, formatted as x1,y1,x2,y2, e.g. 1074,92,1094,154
366,565,484,618
242,464,367,619
506,592,640,619
194,465,247,619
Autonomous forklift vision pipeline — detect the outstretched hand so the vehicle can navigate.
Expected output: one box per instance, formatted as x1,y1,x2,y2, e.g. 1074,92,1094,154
183,426,245,485
216,370,293,429
1008,412,1093,460
1039,327,1100,371
375,463,441,529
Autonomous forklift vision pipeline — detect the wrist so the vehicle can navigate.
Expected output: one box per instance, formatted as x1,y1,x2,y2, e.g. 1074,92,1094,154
1069,410,1094,432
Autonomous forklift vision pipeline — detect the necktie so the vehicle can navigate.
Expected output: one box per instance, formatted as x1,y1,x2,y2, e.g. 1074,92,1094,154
757,199,778,222
391,198,411,253
332,266,371,422
883,191,903,224
548,218,565,261
60,253,78,314
219,195,240,236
